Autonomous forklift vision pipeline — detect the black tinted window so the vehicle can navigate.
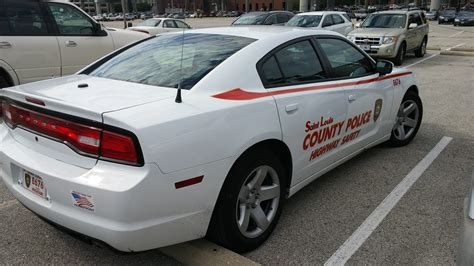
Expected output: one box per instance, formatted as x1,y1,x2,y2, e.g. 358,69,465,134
318,38,374,78
261,56,283,85
277,13,290,23
2,0,48,35
261,40,326,86
90,34,255,90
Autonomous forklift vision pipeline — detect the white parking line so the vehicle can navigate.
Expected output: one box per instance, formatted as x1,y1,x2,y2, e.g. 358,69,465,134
0,199,18,210
404,43,466,68
324,136,453,266
450,31,465,38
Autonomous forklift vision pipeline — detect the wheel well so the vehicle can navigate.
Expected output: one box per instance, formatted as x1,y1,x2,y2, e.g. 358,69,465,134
238,139,293,194
407,85,419,95
0,68,14,87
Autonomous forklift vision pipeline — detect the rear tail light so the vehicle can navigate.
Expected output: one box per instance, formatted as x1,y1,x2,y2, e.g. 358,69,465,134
1,100,142,166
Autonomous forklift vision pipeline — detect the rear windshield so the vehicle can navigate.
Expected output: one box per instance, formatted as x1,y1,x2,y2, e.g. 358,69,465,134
90,33,255,89
233,13,267,25
138,19,160,27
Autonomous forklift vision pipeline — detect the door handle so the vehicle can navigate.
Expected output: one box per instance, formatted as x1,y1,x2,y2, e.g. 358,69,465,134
348,94,357,103
285,103,299,114
65,41,77,47
0,42,12,48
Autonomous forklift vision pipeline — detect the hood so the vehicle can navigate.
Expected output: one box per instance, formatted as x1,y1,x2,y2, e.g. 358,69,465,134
349,27,405,37
0,75,176,121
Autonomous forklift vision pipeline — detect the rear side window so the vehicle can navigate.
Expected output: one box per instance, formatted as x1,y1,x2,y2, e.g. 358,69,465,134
1,0,49,35
90,34,255,90
318,38,374,78
174,20,190,29
260,40,327,86
164,20,177,28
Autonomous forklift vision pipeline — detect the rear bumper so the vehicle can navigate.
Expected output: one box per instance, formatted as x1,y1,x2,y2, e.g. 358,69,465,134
0,124,231,251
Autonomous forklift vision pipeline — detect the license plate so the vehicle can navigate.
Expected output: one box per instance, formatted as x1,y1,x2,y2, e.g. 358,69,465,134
359,44,371,51
444,18,448,21
22,171,47,199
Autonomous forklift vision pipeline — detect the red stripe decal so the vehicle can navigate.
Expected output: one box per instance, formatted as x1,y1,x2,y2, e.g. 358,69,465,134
175,175,204,189
212,71,412,101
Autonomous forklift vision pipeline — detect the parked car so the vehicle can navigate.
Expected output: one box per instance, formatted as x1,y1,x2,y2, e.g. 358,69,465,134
173,13,186,19
232,11,294,25
0,26,422,253
127,18,191,35
438,9,457,24
454,11,474,26
125,13,135,20
141,12,154,20
348,10,429,65
0,0,148,88
425,9,439,20
354,9,368,20
458,172,474,265
286,11,353,36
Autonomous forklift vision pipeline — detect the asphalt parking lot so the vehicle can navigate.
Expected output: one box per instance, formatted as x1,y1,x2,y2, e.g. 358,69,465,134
1,20,473,265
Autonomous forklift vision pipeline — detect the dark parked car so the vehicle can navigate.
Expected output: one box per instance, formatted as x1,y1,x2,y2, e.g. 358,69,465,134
425,9,439,20
231,11,294,25
454,11,474,26
438,9,457,24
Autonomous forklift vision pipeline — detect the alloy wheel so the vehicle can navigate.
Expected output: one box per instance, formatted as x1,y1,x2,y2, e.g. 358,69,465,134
393,99,420,141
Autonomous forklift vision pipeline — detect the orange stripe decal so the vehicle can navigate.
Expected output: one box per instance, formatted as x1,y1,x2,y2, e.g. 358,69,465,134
212,71,412,101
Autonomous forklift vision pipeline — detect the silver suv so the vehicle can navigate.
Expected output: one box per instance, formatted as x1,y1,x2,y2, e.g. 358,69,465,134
347,10,429,65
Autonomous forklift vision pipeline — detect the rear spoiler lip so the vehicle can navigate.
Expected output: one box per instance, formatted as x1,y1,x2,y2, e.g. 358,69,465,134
0,96,145,167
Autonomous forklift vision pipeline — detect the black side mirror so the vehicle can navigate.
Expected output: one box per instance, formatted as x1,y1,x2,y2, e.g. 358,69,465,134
376,60,393,76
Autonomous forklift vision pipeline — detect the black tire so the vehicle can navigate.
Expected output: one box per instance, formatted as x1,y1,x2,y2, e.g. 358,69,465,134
388,90,423,147
207,149,286,253
393,42,406,66
0,75,9,89
415,37,427,58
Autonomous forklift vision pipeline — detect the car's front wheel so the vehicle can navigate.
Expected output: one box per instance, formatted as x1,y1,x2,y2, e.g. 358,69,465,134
207,149,286,253
393,42,406,66
0,75,9,89
415,37,427,58
388,91,423,147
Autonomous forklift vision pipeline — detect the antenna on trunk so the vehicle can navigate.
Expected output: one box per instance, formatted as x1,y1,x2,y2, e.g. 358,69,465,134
175,27,185,103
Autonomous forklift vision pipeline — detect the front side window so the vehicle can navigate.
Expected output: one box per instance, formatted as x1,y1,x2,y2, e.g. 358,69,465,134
260,40,326,86
264,14,278,25
90,34,255,90
47,3,95,35
322,15,333,27
318,38,374,78
2,0,49,35
276,13,290,23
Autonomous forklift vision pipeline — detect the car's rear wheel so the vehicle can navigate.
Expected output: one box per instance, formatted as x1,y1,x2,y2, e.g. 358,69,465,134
415,37,427,58
207,149,286,253
0,75,9,89
393,42,406,66
388,91,423,147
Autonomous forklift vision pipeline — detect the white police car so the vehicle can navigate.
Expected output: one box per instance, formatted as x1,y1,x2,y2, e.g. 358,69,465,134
0,26,422,253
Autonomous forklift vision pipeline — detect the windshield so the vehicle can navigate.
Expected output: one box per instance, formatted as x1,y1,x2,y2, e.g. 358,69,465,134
441,10,456,15
362,14,406,28
233,13,267,25
286,15,322,27
138,19,160,27
458,11,474,16
90,34,255,90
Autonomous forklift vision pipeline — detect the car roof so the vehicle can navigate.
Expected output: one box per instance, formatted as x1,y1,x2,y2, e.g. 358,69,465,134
295,11,347,16
184,26,340,40
374,10,421,15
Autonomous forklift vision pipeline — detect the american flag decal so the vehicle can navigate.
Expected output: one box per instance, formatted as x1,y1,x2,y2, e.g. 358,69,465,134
71,191,95,211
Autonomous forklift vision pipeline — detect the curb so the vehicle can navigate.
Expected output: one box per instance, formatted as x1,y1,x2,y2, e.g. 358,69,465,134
160,239,260,266
427,46,441,50
440,50,474,57
451,47,474,52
